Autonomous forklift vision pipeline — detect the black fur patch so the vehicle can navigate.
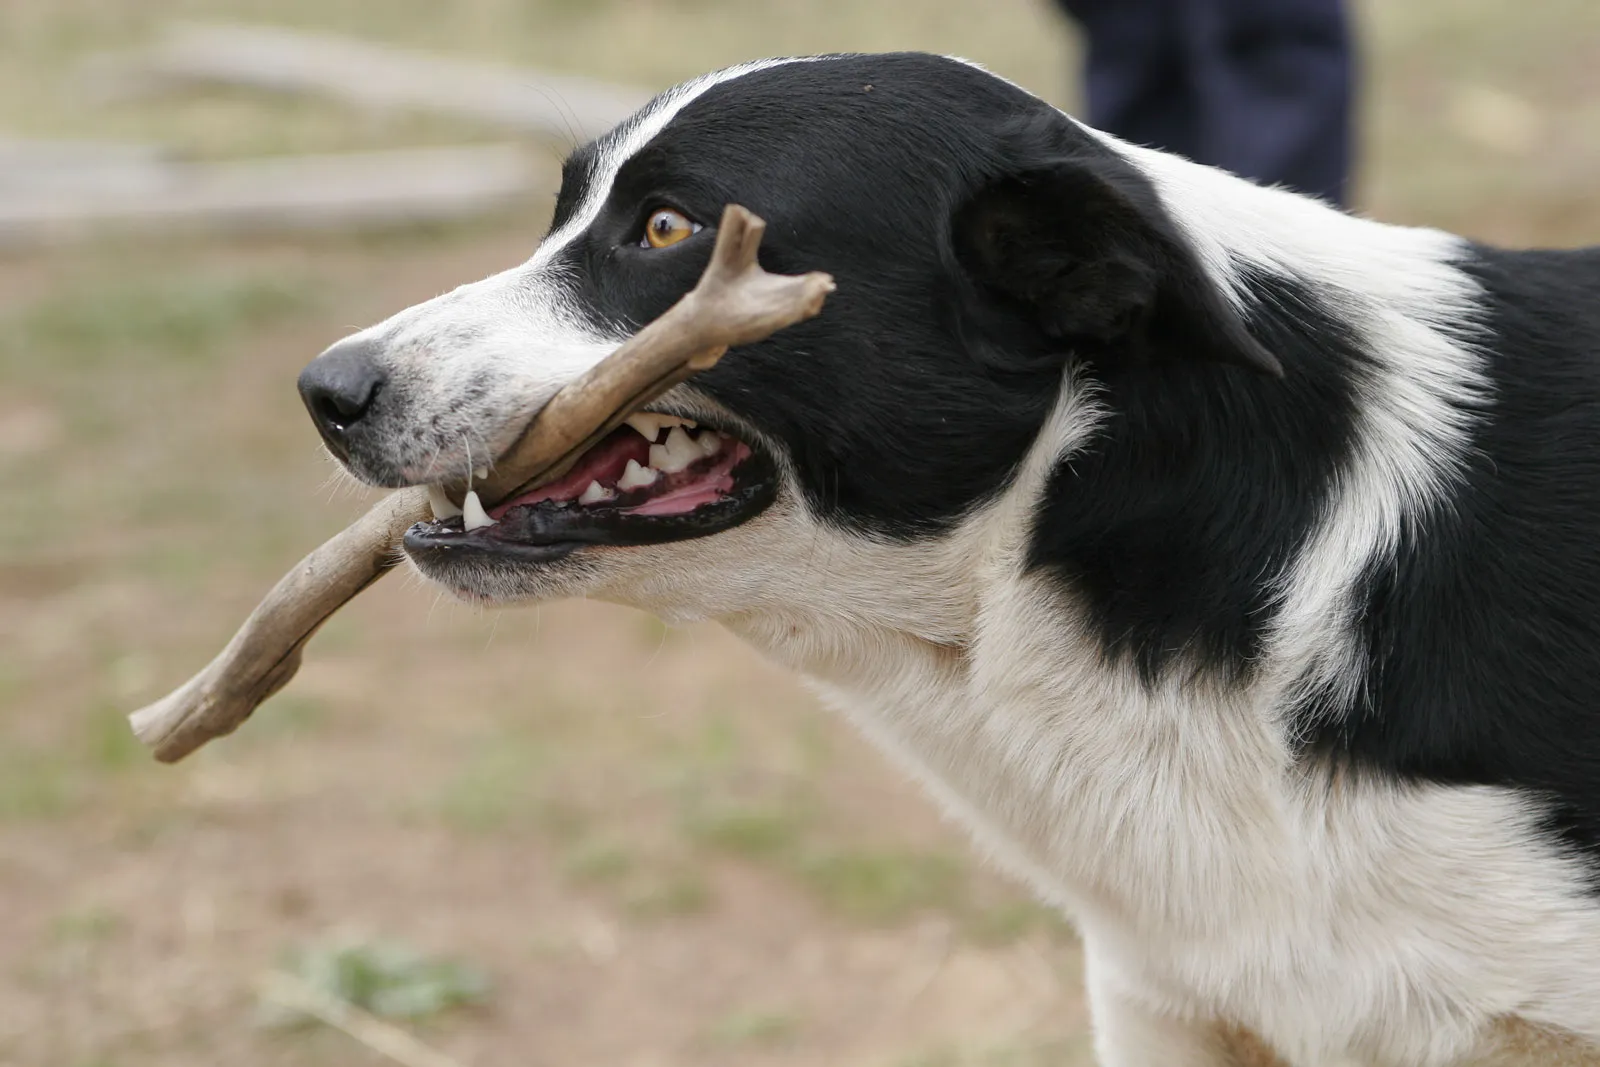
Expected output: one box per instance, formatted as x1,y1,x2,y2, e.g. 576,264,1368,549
539,55,1073,535
1297,246,1600,865
541,55,1280,537
1027,268,1365,680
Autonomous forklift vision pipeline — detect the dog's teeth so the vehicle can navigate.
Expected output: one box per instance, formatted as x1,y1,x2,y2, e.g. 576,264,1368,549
656,426,700,473
695,430,722,458
578,480,613,505
624,413,668,442
462,489,496,531
427,484,463,520
473,465,488,481
648,427,700,475
618,458,659,490
624,413,696,442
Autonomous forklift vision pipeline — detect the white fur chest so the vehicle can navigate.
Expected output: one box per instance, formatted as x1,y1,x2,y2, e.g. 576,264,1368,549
723,567,1600,1067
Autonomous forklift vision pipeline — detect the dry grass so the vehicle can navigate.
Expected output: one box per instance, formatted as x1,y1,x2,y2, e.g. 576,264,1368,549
1,1,1597,1065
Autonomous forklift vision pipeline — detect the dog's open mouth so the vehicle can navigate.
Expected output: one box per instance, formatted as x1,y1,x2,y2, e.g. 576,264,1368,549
402,413,776,564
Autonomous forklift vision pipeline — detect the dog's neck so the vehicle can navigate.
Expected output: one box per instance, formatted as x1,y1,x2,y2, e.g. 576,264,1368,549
716,532,1294,944
707,384,1297,937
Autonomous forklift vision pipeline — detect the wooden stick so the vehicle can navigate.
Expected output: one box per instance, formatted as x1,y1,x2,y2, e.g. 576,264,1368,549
129,205,833,762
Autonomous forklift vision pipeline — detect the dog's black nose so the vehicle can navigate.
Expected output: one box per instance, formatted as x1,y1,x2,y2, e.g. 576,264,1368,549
298,337,386,457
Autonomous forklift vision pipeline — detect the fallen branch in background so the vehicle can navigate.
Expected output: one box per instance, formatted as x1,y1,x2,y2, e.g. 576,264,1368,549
88,20,650,144
258,971,470,1067
0,144,537,250
0,22,651,247
0,137,173,197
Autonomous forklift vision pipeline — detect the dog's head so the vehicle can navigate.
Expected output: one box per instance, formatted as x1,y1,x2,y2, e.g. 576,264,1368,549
297,54,1279,632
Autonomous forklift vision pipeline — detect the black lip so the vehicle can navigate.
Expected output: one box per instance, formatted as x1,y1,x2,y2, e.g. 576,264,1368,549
402,446,776,567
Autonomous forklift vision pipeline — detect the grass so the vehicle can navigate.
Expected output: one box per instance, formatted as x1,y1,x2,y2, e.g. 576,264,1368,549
83,700,149,772
561,838,637,885
893,1038,1094,1067
0,748,78,821
683,801,808,860
705,1007,802,1048
260,935,492,1027
431,735,553,834
669,727,1070,938
794,848,967,925
560,834,716,919
621,867,715,920
50,906,123,945
0,270,322,374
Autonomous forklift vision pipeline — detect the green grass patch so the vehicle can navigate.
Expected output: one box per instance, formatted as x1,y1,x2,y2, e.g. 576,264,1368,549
894,1038,1093,1067
705,1007,801,1047
561,838,637,886
795,848,967,924
83,701,147,773
432,736,551,834
960,899,1075,947
622,868,714,920
682,800,808,861
0,748,77,821
260,935,491,1028
667,731,1061,939
0,269,322,373
51,905,123,945
234,692,328,744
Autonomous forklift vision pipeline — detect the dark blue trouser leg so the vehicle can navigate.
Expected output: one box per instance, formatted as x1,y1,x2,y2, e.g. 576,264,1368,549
1054,0,1353,207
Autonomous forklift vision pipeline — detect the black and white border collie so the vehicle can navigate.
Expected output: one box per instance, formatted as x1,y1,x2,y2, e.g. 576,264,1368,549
297,54,1600,1066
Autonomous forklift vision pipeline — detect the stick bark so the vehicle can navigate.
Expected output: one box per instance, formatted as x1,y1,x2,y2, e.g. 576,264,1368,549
129,204,833,762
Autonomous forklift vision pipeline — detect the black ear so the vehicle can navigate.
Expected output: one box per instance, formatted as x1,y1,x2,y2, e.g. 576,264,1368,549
953,119,1283,378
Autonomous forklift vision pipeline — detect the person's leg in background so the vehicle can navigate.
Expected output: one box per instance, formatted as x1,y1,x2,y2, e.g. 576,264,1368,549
1054,0,1354,207
1056,0,1206,164
1189,0,1353,206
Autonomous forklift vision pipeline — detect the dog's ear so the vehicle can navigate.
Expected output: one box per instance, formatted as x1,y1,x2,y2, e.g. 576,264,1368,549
953,116,1283,377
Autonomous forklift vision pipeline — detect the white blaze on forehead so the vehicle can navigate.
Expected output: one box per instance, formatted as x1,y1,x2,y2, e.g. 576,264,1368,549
528,56,824,273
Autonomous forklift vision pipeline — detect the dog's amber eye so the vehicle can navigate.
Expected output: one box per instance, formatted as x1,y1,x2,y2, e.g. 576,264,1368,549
642,207,699,249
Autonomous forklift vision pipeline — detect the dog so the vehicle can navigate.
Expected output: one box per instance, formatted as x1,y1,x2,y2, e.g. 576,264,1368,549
295,54,1600,1066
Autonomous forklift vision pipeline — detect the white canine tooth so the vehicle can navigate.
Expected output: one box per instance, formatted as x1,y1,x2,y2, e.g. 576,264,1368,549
578,480,613,505
648,443,671,470
473,465,488,481
625,413,667,442
660,426,700,473
617,458,659,490
624,413,696,442
462,489,496,531
698,431,723,457
427,484,463,520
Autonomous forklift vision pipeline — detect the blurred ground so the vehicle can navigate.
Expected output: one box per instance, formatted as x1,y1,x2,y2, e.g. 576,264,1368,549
1,2,1597,1066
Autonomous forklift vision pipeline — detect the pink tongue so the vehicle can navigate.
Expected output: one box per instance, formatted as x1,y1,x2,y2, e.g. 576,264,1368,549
630,468,737,516
489,431,648,519
487,428,751,520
